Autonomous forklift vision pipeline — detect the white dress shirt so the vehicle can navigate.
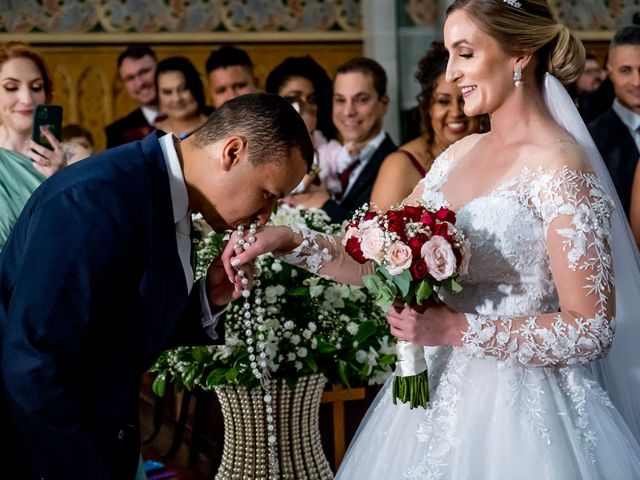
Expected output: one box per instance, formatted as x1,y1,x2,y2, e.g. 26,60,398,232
141,106,160,126
613,99,640,152
158,133,221,339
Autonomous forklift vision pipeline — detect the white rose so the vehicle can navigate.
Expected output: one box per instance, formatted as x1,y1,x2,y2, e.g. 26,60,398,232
359,226,385,262
385,241,413,275
421,235,457,281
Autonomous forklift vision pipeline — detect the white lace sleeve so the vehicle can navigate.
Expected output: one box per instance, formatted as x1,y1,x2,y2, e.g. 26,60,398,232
275,225,373,284
462,167,615,367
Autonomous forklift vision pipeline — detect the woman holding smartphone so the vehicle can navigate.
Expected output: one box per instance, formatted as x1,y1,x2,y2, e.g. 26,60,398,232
0,41,66,248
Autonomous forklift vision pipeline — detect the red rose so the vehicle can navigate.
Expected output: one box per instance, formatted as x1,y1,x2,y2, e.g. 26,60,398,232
345,237,367,264
364,211,378,221
436,207,456,224
385,211,407,241
420,211,433,227
403,205,424,222
410,258,429,280
433,222,453,241
408,232,429,256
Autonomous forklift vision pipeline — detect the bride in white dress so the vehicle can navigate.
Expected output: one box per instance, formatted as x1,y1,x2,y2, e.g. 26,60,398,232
222,1,640,478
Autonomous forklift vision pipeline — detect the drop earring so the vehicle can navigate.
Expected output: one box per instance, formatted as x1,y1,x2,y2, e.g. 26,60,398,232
513,66,522,87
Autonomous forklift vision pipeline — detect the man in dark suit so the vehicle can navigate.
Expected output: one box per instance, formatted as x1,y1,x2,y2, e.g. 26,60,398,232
588,25,640,216
286,57,396,224
0,94,312,479
105,45,162,148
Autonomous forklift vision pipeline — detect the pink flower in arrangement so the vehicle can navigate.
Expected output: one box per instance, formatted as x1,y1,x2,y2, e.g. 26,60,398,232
421,235,457,281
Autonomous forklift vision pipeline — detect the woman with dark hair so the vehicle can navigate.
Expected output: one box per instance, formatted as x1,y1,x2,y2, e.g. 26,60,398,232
266,55,342,193
154,56,208,138
0,41,66,247
370,41,484,211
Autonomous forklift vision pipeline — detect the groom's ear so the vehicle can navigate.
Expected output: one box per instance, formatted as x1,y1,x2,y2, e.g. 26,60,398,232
220,135,248,172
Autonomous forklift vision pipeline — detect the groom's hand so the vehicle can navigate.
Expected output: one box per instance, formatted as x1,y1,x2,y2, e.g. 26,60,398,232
206,257,255,307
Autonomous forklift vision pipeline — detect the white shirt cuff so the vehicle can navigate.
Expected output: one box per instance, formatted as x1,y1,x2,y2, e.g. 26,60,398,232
198,277,226,340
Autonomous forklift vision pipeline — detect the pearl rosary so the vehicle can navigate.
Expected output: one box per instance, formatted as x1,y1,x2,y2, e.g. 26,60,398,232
233,222,280,478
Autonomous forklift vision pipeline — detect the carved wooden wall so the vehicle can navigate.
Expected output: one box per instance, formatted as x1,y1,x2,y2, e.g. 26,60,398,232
35,42,362,152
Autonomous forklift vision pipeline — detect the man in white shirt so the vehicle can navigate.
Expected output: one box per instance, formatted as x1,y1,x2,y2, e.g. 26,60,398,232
589,25,640,215
286,57,397,224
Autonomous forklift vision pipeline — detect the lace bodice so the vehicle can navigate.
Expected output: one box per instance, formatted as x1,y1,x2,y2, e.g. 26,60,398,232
277,147,616,369
419,149,615,367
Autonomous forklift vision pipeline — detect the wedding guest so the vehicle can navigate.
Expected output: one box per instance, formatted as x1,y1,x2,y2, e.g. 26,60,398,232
61,123,94,164
266,55,341,194
154,56,208,138
222,1,640,477
286,57,397,224
576,53,605,94
205,45,260,108
0,94,313,479
589,25,640,216
0,41,66,248
105,45,161,148
370,41,485,211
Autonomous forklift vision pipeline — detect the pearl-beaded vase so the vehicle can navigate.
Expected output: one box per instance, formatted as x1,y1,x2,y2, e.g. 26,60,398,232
214,374,333,480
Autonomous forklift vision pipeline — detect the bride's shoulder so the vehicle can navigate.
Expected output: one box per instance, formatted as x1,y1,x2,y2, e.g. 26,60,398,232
526,139,591,175
446,133,485,160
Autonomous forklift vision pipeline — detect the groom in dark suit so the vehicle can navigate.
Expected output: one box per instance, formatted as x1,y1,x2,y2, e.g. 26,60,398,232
0,94,312,479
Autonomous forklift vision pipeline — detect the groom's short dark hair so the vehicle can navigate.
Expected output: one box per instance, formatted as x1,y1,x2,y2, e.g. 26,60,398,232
192,93,314,170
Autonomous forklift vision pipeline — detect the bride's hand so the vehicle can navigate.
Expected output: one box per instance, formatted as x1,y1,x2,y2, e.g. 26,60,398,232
386,303,465,347
221,225,297,283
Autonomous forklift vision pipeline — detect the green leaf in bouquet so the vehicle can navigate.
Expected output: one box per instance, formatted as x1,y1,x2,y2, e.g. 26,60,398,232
287,286,310,297
450,277,463,294
415,279,434,305
191,346,210,363
355,320,378,343
317,340,337,353
152,373,167,397
392,269,412,298
363,274,397,311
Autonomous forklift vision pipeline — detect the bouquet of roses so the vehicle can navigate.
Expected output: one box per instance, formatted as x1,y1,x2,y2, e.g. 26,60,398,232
343,202,470,408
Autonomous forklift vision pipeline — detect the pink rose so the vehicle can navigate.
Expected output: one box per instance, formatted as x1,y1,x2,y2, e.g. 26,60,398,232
342,226,360,246
360,225,385,262
385,241,413,275
421,236,457,281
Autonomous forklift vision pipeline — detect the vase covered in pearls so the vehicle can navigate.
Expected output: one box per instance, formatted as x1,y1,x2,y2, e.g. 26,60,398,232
214,374,333,480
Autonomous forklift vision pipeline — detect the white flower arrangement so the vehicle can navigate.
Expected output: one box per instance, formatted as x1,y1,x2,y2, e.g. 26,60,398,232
151,206,395,394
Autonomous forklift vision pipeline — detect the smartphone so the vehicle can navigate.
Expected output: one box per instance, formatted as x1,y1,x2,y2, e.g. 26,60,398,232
31,104,62,149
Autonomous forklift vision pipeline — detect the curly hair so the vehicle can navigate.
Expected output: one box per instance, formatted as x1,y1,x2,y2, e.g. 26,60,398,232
415,41,450,146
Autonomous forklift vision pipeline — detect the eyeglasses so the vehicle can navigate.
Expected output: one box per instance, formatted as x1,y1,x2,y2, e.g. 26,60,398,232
283,94,318,114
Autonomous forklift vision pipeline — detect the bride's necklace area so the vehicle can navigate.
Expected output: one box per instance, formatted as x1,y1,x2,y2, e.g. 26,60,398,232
233,222,279,479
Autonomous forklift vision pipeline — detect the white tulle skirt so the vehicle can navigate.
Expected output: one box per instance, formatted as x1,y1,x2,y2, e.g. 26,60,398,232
336,347,640,480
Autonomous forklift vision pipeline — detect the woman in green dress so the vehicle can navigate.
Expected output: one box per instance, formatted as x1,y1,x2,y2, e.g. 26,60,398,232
0,41,67,248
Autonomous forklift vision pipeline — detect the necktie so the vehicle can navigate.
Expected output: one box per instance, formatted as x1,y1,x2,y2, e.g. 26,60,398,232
336,157,360,201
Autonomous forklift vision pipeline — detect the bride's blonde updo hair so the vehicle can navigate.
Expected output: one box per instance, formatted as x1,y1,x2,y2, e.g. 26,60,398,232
446,0,584,85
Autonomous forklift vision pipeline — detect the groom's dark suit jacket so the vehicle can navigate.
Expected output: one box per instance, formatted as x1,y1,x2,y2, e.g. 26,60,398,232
0,132,220,479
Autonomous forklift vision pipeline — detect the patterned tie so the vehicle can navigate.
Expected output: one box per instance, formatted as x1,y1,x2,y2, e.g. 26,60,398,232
335,157,360,201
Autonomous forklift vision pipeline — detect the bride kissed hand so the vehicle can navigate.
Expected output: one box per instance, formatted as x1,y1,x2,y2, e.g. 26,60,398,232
386,303,465,347
221,225,297,283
